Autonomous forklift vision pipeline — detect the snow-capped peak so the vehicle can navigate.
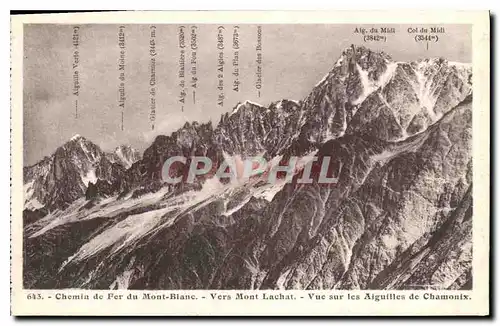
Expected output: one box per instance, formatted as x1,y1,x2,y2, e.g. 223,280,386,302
230,100,266,117
243,100,264,107
112,145,141,169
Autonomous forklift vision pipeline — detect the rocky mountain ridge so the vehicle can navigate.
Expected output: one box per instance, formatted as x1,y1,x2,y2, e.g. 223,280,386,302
23,135,141,211
23,45,473,290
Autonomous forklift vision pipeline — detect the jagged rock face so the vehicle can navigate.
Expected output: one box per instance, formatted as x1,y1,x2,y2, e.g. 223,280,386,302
215,99,303,157
23,135,139,212
107,145,142,169
23,46,473,290
120,121,219,192
267,97,472,290
299,48,472,144
99,47,471,190
118,100,305,193
347,59,471,141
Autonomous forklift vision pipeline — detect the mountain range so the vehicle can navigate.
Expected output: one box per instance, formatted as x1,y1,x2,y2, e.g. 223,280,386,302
23,45,473,290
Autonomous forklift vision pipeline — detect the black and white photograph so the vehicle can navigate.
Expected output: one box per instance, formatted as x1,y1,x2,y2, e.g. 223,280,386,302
10,11,490,316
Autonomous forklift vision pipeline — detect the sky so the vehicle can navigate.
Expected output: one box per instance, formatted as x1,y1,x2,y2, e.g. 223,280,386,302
23,24,471,166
